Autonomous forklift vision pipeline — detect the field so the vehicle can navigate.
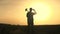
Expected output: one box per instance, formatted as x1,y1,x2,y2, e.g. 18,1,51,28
0,23,60,34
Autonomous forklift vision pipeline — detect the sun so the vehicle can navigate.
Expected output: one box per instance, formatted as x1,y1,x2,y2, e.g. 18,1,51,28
27,2,52,25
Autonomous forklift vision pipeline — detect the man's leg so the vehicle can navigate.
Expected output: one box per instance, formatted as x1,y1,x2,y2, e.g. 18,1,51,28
27,19,31,34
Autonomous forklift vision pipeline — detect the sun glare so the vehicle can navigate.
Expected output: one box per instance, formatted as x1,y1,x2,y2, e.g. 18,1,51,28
28,2,52,25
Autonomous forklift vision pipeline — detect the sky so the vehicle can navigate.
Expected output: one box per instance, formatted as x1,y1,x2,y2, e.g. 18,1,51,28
0,0,60,25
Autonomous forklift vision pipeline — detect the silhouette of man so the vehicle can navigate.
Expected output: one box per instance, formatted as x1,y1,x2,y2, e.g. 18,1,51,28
25,8,36,34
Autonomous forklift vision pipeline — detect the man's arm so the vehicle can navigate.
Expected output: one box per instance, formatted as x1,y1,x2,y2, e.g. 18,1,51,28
32,9,37,15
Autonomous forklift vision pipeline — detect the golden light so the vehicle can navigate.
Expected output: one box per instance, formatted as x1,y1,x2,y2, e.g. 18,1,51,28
28,2,52,25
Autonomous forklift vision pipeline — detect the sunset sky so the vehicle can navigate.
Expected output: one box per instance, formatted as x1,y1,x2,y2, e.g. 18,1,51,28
0,0,60,25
